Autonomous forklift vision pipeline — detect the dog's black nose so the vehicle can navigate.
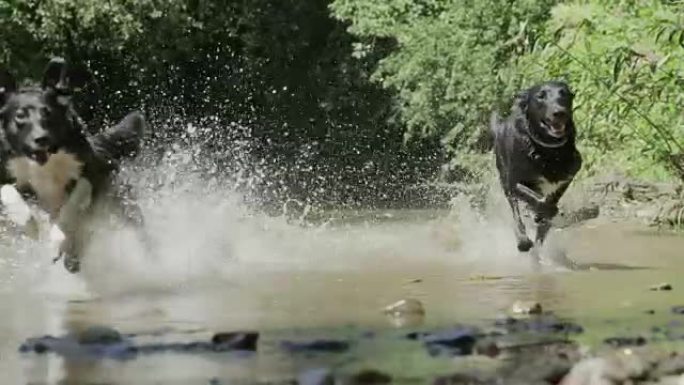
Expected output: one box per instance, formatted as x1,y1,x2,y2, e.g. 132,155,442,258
552,110,568,120
34,136,51,148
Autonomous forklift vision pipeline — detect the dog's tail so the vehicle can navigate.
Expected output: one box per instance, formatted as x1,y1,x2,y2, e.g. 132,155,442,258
90,111,146,165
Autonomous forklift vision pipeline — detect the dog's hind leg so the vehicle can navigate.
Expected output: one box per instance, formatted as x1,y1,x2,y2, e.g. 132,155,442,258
506,195,533,252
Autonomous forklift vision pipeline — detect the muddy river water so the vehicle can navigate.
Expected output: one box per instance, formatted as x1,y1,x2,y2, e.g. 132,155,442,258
1,193,684,383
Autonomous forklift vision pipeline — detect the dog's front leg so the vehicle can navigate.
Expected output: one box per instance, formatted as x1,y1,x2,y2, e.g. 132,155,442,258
533,181,571,246
505,194,533,252
52,178,93,272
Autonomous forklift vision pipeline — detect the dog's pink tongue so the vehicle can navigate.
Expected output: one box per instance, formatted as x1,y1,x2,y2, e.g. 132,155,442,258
551,122,566,135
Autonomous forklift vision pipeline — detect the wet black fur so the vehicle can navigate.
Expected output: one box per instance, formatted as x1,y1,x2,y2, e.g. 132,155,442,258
491,81,582,253
0,57,146,272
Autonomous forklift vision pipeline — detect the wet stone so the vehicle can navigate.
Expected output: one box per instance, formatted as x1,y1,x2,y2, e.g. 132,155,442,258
20,330,261,360
211,332,259,351
18,334,137,361
410,327,479,357
474,340,500,358
494,315,584,335
604,336,648,348
672,306,684,315
76,325,123,345
383,299,425,316
653,353,684,377
349,369,392,385
650,283,673,291
560,351,651,385
510,300,543,315
432,373,496,385
281,339,350,354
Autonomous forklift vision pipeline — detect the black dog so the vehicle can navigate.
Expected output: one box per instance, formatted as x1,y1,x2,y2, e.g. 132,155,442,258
491,81,582,253
0,57,146,272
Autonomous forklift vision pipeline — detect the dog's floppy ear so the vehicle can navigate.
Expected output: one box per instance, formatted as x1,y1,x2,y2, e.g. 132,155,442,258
42,57,71,93
0,67,17,105
512,89,529,114
42,57,73,106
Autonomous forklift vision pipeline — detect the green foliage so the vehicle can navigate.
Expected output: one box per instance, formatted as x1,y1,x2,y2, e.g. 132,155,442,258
1,0,682,206
0,0,444,207
332,0,684,182
331,0,560,180
516,0,684,180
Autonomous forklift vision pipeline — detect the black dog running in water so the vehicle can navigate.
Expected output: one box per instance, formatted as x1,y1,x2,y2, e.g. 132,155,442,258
0,57,146,272
491,81,582,253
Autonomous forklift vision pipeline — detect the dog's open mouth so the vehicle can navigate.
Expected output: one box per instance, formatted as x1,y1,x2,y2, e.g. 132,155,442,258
541,119,566,138
30,147,58,165
31,150,49,165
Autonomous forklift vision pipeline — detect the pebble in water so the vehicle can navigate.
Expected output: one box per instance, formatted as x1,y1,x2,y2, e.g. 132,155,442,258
383,299,425,316
383,298,426,328
510,301,543,315
650,283,673,291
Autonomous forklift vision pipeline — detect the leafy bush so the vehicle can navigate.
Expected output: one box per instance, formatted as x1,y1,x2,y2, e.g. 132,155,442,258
331,0,560,180
0,0,445,208
332,0,684,182
516,0,684,180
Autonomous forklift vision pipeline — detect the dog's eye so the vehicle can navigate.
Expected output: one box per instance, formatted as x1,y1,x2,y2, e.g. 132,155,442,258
14,109,28,121
537,90,547,99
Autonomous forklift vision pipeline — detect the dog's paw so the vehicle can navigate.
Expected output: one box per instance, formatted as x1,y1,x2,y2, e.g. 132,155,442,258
517,238,534,252
63,253,80,273
52,229,81,273
53,250,80,273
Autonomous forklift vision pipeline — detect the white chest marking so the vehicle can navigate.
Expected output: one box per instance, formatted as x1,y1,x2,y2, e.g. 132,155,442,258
7,151,83,217
537,177,568,197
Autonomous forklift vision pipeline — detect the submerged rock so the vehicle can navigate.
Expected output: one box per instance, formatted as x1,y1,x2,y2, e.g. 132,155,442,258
19,334,136,360
560,356,646,385
19,329,259,360
281,339,350,354
652,352,684,378
211,332,259,351
494,315,584,334
407,326,479,357
510,300,543,315
650,283,673,291
383,299,425,316
384,298,426,328
673,306,684,315
349,369,392,384
603,336,647,348
507,348,578,384
433,373,496,385
77,326,123,345
494,315,584,335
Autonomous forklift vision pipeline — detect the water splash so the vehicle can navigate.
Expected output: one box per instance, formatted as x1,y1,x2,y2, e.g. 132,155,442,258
0,116,578,302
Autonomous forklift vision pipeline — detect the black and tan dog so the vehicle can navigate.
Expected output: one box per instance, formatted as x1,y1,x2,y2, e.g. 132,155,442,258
0,57,146,272
491,81,582,253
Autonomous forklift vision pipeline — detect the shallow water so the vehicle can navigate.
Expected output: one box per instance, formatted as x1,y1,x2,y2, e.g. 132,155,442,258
2,153,684,384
